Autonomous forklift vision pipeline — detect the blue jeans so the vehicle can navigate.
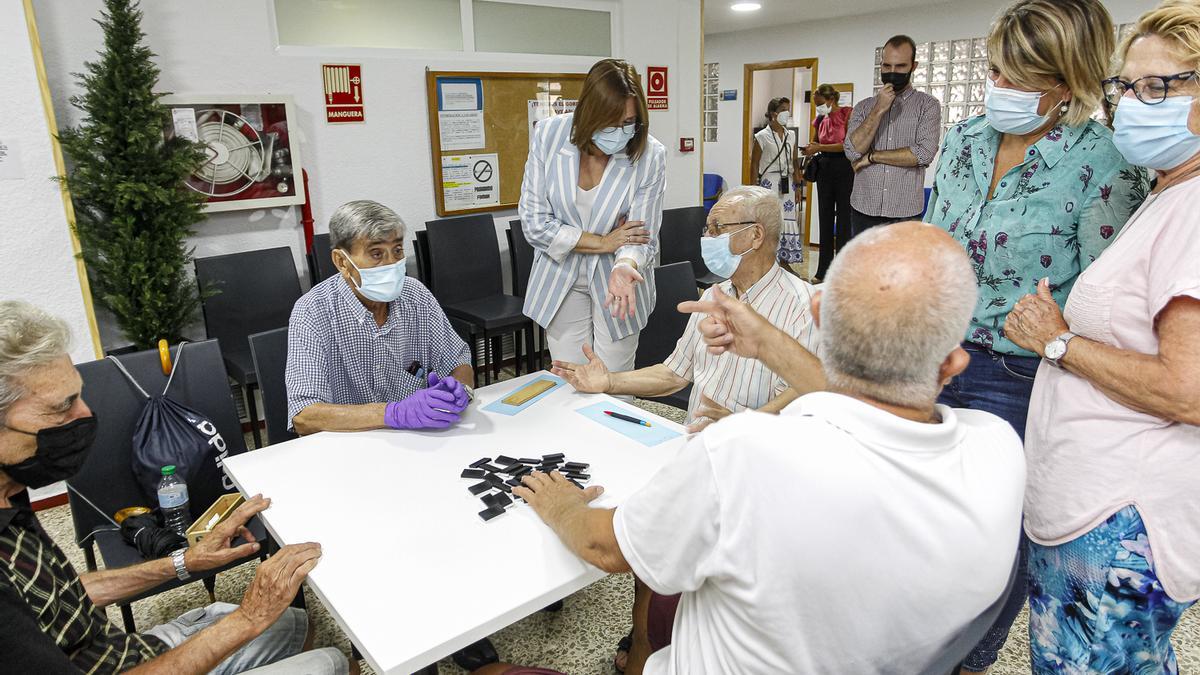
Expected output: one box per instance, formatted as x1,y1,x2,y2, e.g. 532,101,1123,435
146,602,348,674
937,342,1040,671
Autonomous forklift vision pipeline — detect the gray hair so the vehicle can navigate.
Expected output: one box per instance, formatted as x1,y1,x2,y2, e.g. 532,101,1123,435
819,226,978,406
328,200,406,252
720,185,782,247
0,301,71,423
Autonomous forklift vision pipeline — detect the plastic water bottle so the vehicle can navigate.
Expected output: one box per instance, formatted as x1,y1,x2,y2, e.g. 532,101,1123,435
157,465,191,537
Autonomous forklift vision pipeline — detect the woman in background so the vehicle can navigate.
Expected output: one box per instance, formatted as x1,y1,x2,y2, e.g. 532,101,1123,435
751,97,803,267
804,83,853,282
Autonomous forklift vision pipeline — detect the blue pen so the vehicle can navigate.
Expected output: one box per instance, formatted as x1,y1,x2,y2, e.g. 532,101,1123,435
604,410,652,427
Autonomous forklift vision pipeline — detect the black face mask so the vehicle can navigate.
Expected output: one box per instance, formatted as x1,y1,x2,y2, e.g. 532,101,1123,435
1,416,98,489
881,71,912,90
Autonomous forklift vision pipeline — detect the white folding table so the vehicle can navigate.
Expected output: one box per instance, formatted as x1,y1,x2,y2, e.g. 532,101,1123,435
222,372,686,674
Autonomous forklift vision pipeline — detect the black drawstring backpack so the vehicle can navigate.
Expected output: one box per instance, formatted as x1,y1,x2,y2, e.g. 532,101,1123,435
107,343,236,521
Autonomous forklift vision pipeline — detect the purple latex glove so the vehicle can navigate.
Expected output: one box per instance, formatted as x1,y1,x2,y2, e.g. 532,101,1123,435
427,372,469,412
384,387,461,430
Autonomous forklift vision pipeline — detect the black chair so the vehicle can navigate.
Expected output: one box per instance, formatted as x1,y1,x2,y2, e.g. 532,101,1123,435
425,215,533,386
660,206,724,289
195,247,302,448
70,340,266,631
635,262,697,411
507,220,546,373
414,228,480,374
414,230,433,290
248,328,296,446
310,233,337,285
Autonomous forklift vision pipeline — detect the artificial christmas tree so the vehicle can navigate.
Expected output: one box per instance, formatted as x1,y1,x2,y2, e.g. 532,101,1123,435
58,0,207,349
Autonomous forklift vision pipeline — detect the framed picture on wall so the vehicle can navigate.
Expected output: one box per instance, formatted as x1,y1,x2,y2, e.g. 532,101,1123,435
160,95,305,212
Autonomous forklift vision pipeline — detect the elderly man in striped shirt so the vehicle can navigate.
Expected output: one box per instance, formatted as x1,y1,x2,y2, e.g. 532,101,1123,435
551,185,822,435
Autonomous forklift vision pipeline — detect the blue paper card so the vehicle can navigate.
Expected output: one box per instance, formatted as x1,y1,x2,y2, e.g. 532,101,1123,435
574,402,681,447
481,375,565,416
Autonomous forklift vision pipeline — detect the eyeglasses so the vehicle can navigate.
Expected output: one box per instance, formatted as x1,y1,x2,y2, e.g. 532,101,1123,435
602,122,642,134
1103,72,1198,106
704,220,756,237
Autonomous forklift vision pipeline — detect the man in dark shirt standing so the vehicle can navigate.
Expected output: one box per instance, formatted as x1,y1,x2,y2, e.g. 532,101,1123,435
0,300,350,674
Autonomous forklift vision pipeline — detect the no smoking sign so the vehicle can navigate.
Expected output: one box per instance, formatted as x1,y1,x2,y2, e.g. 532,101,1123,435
647,66,668,111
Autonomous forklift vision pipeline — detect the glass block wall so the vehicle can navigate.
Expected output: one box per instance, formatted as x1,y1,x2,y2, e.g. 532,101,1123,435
704,63,720,143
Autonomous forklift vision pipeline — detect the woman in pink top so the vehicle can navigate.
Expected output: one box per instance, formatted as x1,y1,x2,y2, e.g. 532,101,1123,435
803,83,854,282
1004,2,1200,671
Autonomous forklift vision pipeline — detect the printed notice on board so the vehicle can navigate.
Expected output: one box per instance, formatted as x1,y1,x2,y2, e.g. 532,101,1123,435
527,98,577,144
439,111,485,150
442,153,499,211
0,137,24,181
171,108,199,142
437,77,485,151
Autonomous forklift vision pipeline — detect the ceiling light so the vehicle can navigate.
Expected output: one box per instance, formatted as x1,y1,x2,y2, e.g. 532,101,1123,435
731,2,762,11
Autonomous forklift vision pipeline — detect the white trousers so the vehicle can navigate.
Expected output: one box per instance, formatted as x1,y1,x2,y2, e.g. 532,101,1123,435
546,265,639,373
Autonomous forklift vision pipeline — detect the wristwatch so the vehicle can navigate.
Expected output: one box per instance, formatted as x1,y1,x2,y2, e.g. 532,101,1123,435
1044,331,1077,367
170,548,191,581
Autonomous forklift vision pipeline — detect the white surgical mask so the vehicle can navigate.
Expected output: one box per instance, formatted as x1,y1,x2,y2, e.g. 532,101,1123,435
1113,95,1200,170
815,104,832,116
592,123,637,155
985,78,1062,135
776,110,792,126
700,224,756,279
339,251,407,302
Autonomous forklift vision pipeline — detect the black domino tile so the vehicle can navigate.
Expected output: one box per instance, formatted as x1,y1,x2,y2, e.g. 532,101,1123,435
461,468,487,479
478,506,506,522
468,481,492,495
469,457,491,469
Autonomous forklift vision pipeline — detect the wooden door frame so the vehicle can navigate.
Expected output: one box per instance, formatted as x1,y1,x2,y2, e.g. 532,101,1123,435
742,57,818,252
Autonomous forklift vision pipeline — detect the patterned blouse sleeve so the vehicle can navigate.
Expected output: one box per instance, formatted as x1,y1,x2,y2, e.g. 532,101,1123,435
1077,163,1150,269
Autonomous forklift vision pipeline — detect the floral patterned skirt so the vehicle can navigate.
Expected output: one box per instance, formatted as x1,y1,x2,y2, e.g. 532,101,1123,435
759,173,804,264
1027,505,1194,674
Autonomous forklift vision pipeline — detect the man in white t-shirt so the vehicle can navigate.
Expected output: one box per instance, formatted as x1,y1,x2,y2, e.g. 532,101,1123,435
551,186,822,434
514,222,1026,674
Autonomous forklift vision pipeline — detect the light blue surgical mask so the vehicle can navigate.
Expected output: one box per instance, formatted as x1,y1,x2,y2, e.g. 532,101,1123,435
339,251,406,302
985,78,1062,135
592,123,637,155
1113,95,1200,170
700,223,756,279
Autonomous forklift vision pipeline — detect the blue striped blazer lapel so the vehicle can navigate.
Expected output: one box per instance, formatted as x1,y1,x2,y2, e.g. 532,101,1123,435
552,145,584,228
589,153,634,232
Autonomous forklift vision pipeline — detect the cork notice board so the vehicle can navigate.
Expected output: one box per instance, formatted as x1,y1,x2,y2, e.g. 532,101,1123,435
426,70,586,216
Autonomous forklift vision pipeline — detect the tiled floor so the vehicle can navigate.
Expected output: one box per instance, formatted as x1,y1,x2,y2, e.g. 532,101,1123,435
37,373,1199,674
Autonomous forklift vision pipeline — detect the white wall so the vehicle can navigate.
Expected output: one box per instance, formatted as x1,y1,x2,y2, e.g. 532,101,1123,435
0,0,97,364
31,0,701,350
703,0,1161,191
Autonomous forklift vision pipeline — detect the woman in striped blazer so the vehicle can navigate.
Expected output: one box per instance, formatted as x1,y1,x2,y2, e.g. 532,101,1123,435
519,59,667,373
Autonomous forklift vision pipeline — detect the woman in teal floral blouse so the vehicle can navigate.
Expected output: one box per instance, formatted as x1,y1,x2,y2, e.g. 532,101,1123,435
923,0,1149,672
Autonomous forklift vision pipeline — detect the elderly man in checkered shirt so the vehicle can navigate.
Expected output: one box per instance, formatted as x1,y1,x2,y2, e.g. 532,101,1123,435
286,200,475,435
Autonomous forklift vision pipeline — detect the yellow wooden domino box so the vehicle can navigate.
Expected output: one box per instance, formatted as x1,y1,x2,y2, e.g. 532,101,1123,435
185,493,245,546
501,379,556,406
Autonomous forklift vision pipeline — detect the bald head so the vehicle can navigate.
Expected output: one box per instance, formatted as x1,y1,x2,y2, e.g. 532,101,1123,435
819,222,978,407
